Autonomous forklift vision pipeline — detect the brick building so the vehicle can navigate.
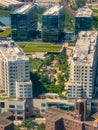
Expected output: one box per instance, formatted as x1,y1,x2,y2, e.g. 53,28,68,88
45,99,98,130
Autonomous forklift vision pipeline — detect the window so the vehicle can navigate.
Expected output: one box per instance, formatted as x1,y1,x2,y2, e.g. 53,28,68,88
0,102,5,108
41,109,45,113
9,105,15,108
41,103,46,107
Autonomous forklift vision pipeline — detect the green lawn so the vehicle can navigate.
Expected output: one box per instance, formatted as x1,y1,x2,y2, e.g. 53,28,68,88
17,42,27,48
30,59,43,70
17,42,62,53
0,28,11,38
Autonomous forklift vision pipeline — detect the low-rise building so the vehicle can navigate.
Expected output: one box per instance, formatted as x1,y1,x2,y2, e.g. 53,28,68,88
45,99,98,130
0,98,32,120
33,99,75,114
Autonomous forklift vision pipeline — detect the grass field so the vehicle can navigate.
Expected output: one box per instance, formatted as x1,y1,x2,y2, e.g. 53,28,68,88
17,42,27,48
0,28,11,38
30,59,43,70
17,42,62,53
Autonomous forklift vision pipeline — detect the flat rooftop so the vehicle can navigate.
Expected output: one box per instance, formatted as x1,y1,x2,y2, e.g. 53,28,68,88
76,7,93,17
43,5,63,15
0,0,23,7
13,4,35,14
0,40,28,61
72,31,97,66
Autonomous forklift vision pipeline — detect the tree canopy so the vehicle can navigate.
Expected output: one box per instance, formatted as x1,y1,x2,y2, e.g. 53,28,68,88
38,123,45,130
76,0,86,8
21,118,36,130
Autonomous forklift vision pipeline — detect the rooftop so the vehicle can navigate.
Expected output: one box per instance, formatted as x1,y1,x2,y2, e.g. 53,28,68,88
0,40,28,61
47,107,98,127
0,112,13,127
76,7,93,17
47,107,82,123
92,112,98,119
43,5,63,15
0,0,23,7
0,97,26,102
72,31,97,66
13,4,35,14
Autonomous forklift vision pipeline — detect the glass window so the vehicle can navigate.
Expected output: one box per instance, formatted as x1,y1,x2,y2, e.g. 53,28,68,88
9,105,15,108
41,103,46,107
17,105,23,110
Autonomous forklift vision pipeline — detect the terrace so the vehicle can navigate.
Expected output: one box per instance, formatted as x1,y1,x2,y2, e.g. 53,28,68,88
17,42,62,54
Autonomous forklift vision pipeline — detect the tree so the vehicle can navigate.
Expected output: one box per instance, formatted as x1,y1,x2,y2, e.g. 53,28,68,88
30,72,47,97
43,57,51,66
14,125,20,130
38,7,47,22
38,123,45,130
22,118,36,130
76,0,86,8
57,73,64,82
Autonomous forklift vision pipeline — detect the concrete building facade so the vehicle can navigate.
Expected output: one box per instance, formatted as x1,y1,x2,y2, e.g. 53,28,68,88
42,6,64,42
68,31,98,99
11,4,37,41
75,7,93,34
0,40,32,99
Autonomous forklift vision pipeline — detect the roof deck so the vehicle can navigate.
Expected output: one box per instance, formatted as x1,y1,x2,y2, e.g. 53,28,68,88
76,7,93,17
0,40,28,61
72,31,97,66
43,5,63,15
13,4,35,14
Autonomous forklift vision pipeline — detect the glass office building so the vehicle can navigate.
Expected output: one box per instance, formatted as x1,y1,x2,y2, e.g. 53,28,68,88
42,6,64,42
75,8,93,34
11,4,37,41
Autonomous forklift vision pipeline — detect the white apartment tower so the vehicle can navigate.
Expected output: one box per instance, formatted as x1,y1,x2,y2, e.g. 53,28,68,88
68,31,98,99
0,40,32,99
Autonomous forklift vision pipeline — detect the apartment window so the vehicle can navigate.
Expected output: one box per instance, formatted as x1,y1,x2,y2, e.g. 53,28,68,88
41,103,46,107
41,109,45,113
0,102,5,108
17,105,23,110
9,105,15,108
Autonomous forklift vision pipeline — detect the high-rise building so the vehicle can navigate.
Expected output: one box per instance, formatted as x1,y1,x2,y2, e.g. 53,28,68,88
68,31,98,99
11,4,37,41
0,40,32,99
42,6,64,42
75,8,93,34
